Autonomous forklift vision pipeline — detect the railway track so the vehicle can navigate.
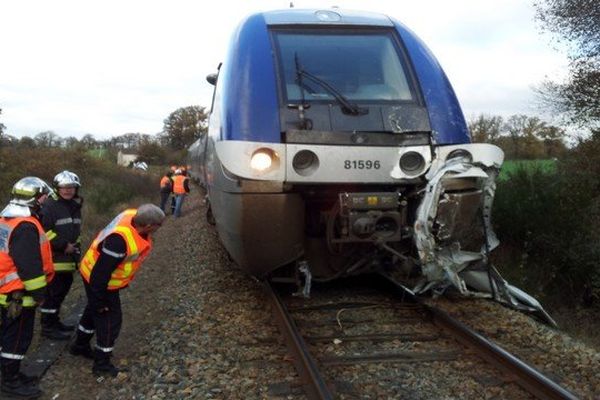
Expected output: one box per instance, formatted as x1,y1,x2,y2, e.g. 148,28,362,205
266,273,578,399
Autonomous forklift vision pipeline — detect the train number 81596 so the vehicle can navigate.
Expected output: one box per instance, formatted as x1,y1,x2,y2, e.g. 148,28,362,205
344,160,381,170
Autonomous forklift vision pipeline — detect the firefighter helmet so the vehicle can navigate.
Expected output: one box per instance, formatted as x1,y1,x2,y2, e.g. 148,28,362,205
53,170,81,188
0,177,53,217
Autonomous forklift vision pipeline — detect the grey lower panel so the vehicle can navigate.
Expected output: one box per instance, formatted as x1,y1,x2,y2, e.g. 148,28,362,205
212,190,305,276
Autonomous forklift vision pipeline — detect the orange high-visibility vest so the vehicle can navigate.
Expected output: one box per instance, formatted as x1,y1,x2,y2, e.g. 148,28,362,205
80,209,152,290
0,216,55,294
172,175,187,195
160,176,171,189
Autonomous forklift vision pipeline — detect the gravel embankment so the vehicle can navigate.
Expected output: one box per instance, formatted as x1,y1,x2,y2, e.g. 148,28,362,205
28,188,599,399
37,190,303,400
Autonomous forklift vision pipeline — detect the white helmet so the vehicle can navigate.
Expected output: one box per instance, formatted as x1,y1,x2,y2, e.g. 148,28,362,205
1,177,53,217
53,170,81,188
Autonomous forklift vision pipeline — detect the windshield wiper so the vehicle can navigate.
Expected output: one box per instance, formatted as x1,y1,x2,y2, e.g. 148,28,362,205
294,56,368,116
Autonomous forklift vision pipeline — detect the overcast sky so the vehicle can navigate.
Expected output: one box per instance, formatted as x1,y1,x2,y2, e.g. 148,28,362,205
0,0,567,139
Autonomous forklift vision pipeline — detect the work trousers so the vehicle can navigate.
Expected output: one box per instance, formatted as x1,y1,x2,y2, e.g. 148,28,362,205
159,191,171,213
174,194,186,217
0,306,36,371
40,271,74,325
75,282,122,360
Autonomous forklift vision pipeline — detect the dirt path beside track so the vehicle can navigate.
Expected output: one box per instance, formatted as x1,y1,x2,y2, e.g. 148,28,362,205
35,189,301,400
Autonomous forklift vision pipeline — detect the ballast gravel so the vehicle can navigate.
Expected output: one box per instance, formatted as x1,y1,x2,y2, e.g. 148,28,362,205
27,189,599,399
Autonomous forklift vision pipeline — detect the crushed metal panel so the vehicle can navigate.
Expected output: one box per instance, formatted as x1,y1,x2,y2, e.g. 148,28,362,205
412,144,556,326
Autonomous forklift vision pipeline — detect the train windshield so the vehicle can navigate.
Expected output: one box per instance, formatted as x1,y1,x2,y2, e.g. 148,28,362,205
273,30,415,103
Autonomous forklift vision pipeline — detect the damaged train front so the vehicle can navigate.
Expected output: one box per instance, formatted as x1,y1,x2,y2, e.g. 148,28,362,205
410,143,556,326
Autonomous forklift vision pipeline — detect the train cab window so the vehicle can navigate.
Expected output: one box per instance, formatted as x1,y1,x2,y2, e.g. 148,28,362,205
273,30,415,103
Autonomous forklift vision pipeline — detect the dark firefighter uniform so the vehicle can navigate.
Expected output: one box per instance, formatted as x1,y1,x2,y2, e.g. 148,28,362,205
40,195,82,338
72,209,152,376
0,215,54,390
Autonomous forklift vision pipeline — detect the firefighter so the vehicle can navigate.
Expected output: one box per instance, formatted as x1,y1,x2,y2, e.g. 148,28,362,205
0,177,55,398
172,169,190,218
39,171,83,340
70,204,165,377
159,171,173,213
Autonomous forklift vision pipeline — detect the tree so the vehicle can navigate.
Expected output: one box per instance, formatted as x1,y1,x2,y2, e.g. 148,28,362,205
163,105,208,150
63,136,80,148
137,141,166,165
535,0,600,126
34,131,61,147
18,136,36,148
80,134,97,149
468,114,504,143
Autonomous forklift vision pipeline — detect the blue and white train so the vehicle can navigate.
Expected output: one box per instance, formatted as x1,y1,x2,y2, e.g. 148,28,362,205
189,8,553,323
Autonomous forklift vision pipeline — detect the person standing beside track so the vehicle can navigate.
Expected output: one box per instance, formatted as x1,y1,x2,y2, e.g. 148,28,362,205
0,177,55,398
70,204,165,377
171,169,190,218
39,170,83,341
159,171,173,213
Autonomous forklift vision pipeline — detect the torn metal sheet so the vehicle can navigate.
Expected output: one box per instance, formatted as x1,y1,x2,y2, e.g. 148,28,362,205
413,144,556,326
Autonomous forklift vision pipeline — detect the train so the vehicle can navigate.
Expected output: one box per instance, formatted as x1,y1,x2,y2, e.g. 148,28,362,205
189,8,554,324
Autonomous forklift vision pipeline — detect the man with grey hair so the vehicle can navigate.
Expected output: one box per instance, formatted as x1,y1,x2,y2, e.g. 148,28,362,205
70,204,164,377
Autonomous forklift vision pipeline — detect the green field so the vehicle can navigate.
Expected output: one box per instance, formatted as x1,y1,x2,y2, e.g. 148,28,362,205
498,159,557,180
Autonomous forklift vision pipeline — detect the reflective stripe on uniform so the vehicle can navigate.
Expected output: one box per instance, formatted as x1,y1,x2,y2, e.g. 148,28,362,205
22,275,47,291
46,230,58,240
0,294,36,307
102,247,126,258
55,218,73,226
95,344,113,353
78,324,95,334
1,352,25,360
73,218,81,224
40,308,58,314
0,272,19,286
53,262,77,272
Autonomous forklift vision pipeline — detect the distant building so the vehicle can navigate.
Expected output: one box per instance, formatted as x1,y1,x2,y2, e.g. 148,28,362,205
117,150,138,167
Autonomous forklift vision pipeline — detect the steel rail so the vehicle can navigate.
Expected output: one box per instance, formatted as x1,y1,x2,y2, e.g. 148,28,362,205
264,282,334,400
379,273,579,400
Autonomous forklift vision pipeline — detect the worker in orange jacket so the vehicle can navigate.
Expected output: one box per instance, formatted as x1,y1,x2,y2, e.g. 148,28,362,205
159,171,173,212
171,169,190,217
70,204,165,377
0,177,55,398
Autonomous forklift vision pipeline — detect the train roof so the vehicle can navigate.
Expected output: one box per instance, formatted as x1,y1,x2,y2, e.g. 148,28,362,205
262,8,394,27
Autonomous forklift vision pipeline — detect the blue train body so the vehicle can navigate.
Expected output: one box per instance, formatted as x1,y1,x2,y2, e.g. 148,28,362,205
189,8,553,324
218,10,469,145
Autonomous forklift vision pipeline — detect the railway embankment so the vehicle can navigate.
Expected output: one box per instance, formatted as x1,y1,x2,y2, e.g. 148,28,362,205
30,189,599,399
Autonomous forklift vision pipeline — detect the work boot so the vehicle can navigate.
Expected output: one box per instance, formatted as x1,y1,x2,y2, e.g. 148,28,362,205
17,372,38,385
92,361,122,377
69,343,94,360
1,365,42,399
1,378,42,398
41,325,71,341
92,350,127,377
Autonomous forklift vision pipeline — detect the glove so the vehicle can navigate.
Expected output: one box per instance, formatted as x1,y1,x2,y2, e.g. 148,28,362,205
7,291,24,319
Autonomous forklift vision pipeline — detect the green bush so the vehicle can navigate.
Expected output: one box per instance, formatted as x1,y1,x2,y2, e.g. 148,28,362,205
493,136,600,306
0,147,159,246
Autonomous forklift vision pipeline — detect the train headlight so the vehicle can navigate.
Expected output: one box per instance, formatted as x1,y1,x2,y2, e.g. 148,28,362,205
250,148,274,171
399,151,425,175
